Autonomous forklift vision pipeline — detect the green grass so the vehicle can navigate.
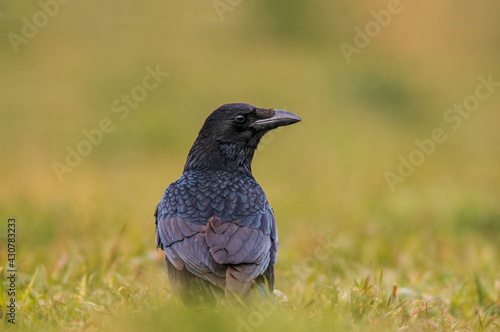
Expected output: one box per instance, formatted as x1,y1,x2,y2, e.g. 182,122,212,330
1,1,500,331
1,221,499,331
1,195,499,331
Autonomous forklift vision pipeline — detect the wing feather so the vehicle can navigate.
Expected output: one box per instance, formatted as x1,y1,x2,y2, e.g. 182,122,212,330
155,171,278,297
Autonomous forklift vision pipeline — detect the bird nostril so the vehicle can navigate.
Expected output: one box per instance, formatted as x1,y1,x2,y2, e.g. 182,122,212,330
255,108,275,119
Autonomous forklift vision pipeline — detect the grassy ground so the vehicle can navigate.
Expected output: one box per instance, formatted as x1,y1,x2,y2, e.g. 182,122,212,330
1,1,500,331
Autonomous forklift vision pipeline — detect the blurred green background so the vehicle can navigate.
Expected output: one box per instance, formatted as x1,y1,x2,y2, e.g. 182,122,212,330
1,0,499,330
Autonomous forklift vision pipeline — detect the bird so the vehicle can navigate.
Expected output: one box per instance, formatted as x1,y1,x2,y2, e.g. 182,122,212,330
155,103,301,303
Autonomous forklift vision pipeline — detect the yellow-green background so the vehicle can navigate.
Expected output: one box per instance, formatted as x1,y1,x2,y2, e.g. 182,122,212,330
1,1,499,330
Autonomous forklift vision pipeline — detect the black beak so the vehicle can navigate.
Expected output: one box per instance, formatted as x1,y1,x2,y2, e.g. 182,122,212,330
251,110,301,131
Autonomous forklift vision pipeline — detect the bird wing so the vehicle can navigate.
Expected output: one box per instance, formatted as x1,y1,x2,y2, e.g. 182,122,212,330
204,211,275,295
156,215,227,289
156,177,278,296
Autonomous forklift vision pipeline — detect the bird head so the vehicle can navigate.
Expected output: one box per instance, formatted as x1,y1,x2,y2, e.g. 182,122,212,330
184,103,301,173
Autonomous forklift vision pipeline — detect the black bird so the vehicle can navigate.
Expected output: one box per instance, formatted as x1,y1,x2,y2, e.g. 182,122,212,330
155,103,301,303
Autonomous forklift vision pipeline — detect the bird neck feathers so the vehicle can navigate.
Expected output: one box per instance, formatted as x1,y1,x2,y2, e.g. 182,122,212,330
184,138,258,174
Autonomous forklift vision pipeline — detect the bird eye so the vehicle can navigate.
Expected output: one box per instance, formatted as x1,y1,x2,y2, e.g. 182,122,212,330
234,115,246,123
